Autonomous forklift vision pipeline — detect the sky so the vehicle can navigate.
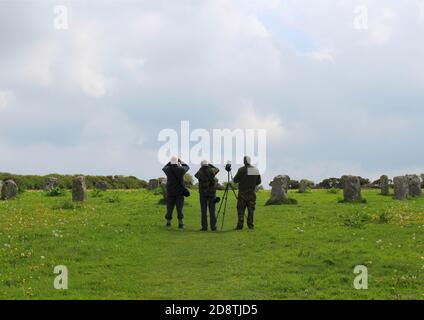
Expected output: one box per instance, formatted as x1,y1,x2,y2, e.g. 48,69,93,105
0,0,424,185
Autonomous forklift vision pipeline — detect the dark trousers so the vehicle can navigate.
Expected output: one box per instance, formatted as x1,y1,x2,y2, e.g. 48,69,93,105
200,194,217,230
165,195,184,221
237,193,256,228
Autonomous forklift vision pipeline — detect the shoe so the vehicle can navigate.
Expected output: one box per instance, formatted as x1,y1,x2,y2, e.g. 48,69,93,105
166,220,172,227
178,220,185,229
211,228,217,232
235,226,243,230
200,228,208,232
248,226,254,230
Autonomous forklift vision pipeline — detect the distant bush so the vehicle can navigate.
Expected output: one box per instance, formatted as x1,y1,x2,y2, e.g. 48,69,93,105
0,172,148,191
318,176,371,189
184,174,194,189
289,180,299,190
318,178,342,189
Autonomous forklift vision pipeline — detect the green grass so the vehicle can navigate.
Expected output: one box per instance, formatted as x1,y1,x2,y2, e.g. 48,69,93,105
0,189,423,300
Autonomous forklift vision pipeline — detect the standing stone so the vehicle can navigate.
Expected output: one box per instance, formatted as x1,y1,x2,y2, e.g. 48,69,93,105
0,181,3,199
298,179,309,193
266,175,290,205
147,179,160,190
72,176,87,202
95,181,108,191
380,175,390,195
159,178,168,203
1,180,18,200
393,176,409,200
44,177,59,191
407,174,422,197
341,175,362,202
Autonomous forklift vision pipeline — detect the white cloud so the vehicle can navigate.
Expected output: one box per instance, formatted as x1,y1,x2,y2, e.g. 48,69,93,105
309,50,335,62
236,101,287,141
419,1,424,22
367,8,399,46
20,42,57,86
70,24,109,97
0,90,14,110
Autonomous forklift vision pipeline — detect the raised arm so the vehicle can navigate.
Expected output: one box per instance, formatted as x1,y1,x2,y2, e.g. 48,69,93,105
209,164,220,176
162,162,171,174
233,168,242,183
180,160,190,173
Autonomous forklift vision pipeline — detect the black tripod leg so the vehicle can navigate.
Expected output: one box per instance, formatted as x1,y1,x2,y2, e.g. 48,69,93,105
221,186,229,230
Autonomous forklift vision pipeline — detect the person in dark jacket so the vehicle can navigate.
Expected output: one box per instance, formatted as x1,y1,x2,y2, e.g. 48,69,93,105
162,156,190,229
233,156,261,230
194,160,220,231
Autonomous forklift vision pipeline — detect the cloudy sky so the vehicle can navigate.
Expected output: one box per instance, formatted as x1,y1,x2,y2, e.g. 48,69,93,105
1,0,423,184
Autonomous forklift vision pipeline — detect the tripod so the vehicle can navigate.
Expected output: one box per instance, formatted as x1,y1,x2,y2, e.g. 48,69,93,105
216,170,238,230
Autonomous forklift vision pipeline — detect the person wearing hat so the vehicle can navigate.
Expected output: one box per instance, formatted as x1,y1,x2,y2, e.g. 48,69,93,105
233,156,261,230
162,156,190,229
194,160,220,231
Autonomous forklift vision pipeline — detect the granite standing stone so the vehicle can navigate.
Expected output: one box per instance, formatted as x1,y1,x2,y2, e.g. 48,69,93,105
342,175,362,202
298,179,309,193
1,180,18,200
380,175,390,195
393,176,409,200
45,177,59,191
72,176,87,202
407,174,422,197
159,178,168,202
266,175,290,205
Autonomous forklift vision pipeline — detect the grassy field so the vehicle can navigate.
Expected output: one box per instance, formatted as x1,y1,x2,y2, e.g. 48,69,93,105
0,188,423,300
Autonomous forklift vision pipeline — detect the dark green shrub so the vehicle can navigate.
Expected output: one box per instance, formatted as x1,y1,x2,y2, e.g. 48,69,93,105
342,211,371,228
53,200,82,210
106,193,121,203
45,187,66,197
91,189,104,198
